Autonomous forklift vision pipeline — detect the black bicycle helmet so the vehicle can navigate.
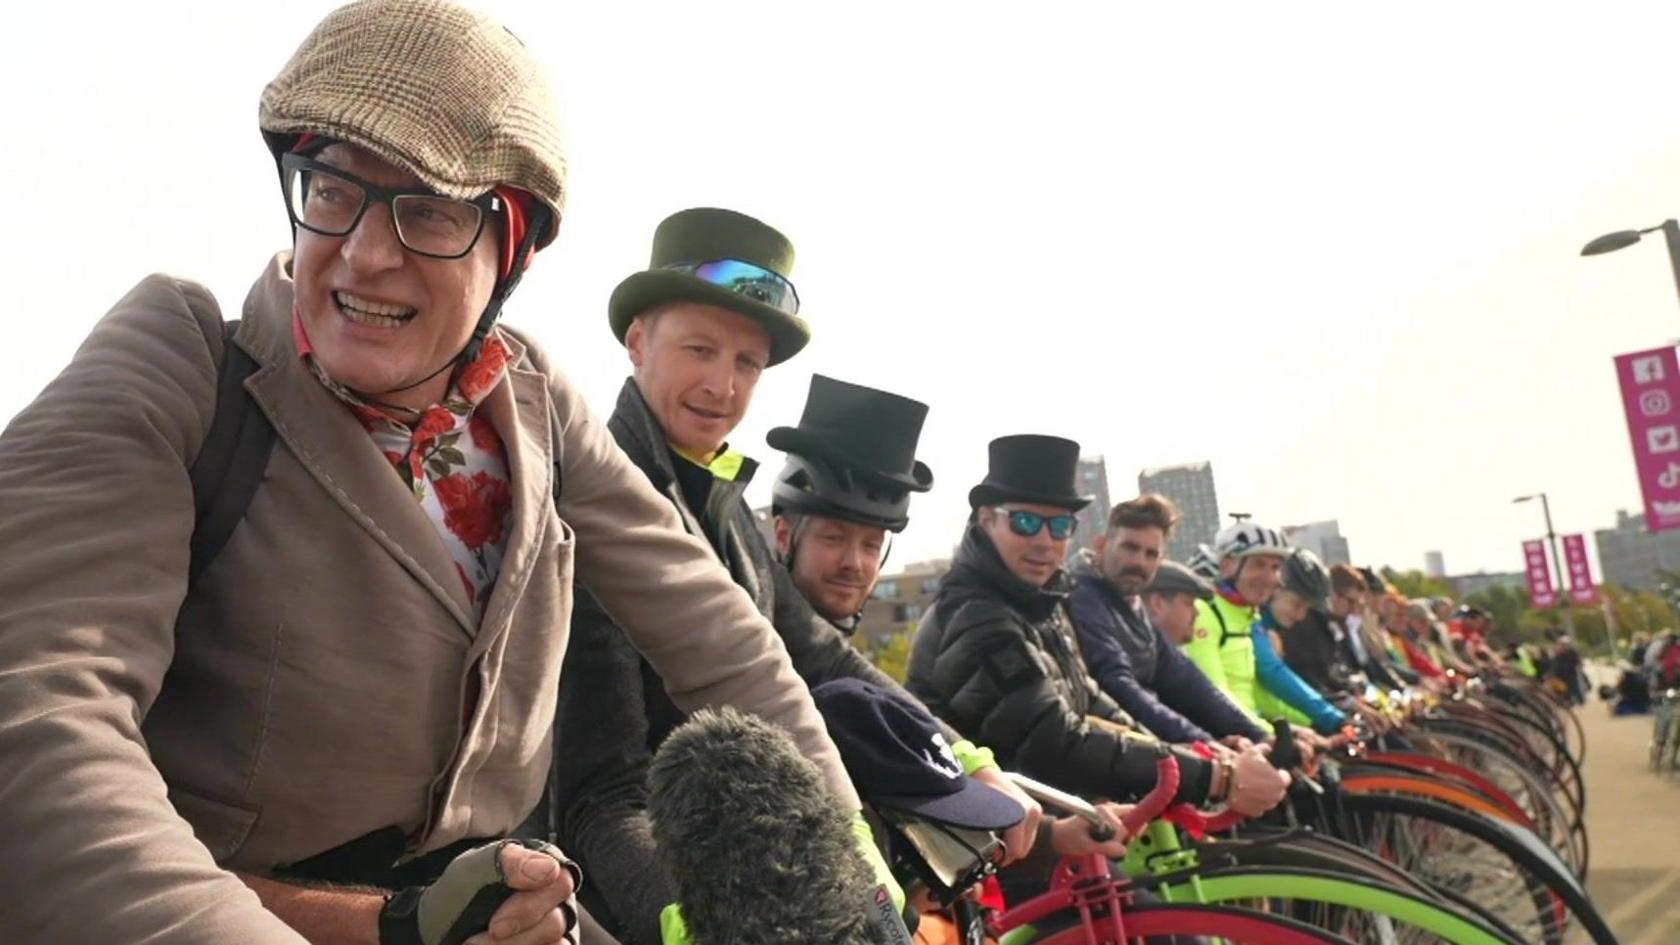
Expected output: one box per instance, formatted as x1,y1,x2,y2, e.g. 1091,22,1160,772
771,454,913,533
1358,565,1388,595
1282,548,1331,611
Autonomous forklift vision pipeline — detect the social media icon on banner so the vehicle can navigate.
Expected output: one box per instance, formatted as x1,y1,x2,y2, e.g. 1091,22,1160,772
1642,389,1673,417
1660,462,1680,489
1648,426,1680,454
1634,356,1668,384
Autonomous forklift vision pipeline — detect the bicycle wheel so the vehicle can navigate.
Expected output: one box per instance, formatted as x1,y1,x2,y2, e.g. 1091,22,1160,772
1358,752,1585,879
1014,902,1362,945
1409,722,1583,835
1193,827,1534,943
1168,865,1525,945
1311,793,1615,945
1199,829,1439,897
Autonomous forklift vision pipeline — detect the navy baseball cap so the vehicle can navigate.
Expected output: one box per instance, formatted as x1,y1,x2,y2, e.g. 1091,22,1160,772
811,678,1024,831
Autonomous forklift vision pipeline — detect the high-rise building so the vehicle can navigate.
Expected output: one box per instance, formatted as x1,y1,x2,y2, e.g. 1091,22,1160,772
1594,508,1680,592
1069,456,1113,560
1282,520,1352,566
1425,551,1446,578
1138,461,1221,564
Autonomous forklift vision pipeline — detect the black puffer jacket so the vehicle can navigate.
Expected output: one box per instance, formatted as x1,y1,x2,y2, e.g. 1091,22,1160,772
540,379,921,945
906,522,1212,804
1279,609,1358,697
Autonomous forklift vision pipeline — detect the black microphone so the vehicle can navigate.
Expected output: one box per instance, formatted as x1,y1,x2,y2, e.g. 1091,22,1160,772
648,706,911,945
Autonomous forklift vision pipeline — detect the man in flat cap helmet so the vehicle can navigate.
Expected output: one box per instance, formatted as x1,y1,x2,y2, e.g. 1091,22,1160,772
0,3,864,943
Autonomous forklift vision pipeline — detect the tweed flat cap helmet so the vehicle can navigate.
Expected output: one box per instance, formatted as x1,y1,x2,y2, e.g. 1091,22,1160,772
259,0,567,246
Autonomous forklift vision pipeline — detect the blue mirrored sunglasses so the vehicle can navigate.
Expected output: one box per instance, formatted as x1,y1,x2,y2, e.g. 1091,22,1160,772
1005,509,1079,540
662,258,800,315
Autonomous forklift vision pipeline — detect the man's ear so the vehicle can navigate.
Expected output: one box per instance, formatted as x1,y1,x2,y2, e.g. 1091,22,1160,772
1091,532,1108,554
625,315,650,369
772,515,793,558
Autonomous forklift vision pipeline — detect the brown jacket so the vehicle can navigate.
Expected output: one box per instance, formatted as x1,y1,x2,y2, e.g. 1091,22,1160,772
0,254,856,944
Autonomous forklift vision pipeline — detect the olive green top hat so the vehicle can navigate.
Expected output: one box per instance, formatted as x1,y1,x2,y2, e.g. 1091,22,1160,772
608,208,810,366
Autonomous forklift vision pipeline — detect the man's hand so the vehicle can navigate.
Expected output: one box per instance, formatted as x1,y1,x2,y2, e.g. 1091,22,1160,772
1226,745,1290,817
1291,728,1330,765
468,843,577,945
1219,736,1256,753
1048,803,1136,858
1351,699,1391,735
970,765,1043,865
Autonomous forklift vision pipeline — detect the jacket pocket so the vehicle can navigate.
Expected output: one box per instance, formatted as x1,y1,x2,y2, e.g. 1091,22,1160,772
166,781,260,863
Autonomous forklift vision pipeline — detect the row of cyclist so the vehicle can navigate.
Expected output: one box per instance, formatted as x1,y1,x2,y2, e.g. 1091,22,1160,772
0,1,1601,942
620,421,1607,945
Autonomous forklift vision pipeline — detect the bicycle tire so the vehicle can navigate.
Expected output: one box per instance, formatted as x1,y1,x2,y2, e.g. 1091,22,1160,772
1358,752,1585,877
1404,727,1589,881
1196,829,1530,942
1413,716,1582,823
1007,901,1362,945
1168,865,1525,945
1310,792,1616,945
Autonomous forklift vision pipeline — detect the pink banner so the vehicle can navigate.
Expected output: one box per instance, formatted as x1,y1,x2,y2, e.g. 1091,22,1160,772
1523,539,1558,608
1615,345,1680,532
1561,534,1598,605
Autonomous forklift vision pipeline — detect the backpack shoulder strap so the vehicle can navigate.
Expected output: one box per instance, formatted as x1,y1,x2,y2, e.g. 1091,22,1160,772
1207,598,1238,646
187,320,275,587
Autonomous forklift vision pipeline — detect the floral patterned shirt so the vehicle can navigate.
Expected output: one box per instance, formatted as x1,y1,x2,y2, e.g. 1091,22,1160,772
294,314,513,624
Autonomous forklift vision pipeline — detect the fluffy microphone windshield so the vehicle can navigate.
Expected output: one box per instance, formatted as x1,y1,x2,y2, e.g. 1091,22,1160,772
649,707,881,945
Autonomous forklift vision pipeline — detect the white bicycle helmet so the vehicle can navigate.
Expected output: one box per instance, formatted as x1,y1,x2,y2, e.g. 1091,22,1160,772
1213,521,1291,561
1186,544,1222,582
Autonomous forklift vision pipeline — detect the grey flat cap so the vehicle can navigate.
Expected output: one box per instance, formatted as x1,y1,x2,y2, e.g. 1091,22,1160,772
1145,560,1216,601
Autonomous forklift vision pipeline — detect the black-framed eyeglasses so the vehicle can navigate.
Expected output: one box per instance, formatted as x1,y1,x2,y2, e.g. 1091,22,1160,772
661,258,801,315
280,153,500,259
1000,508,1078,541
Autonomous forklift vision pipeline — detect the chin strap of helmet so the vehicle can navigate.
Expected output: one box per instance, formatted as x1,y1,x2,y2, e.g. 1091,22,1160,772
462,198,548,365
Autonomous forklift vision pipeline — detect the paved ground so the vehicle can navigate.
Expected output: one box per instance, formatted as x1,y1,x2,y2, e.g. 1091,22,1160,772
1576,685,1680,945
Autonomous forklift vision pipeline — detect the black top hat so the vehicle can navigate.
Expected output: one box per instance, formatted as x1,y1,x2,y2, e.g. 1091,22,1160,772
967,434,1092,511
811,679,1024,831
608,208,810,366
766,375,933,493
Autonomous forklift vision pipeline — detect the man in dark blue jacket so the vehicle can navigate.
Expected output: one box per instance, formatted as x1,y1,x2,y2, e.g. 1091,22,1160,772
1068,495,1268,746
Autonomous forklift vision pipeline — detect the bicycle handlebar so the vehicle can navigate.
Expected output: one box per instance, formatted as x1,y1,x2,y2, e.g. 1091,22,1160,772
1004,753,1250,841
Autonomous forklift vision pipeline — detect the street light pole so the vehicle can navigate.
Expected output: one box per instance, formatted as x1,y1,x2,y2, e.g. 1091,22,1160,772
1661,220,1680,311
1514,492,1568,597
1582,219,1680,313
1513,492,1585,650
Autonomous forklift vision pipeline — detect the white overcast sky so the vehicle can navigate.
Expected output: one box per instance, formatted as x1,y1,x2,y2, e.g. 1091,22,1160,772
5,1,1680,577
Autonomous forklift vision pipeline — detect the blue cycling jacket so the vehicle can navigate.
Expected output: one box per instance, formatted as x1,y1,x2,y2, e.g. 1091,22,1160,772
1254,609,1346,734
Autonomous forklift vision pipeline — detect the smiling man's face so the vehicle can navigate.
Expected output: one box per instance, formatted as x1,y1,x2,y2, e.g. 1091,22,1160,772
290,142,500,409
626,302,771,457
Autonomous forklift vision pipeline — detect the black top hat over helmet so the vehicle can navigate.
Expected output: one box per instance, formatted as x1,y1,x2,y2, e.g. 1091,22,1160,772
769,375,933,533
608,207,810,366
967,434,1092,511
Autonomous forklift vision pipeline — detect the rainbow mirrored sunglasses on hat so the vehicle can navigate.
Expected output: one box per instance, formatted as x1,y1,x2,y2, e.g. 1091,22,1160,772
662,259,800,315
